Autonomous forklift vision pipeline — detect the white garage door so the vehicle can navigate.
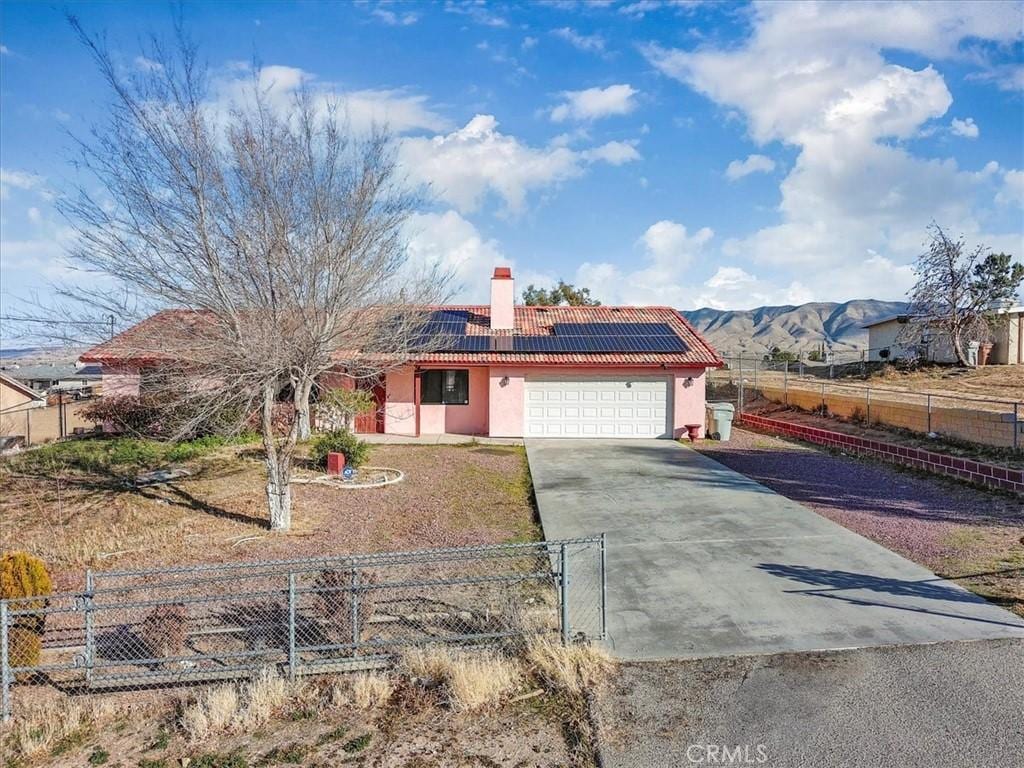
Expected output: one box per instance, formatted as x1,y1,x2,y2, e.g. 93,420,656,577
524,376,672,438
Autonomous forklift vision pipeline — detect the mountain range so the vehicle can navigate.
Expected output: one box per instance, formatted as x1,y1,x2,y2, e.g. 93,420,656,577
680,299,910,357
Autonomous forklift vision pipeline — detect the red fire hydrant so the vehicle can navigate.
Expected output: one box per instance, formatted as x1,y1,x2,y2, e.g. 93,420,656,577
327,451,346,476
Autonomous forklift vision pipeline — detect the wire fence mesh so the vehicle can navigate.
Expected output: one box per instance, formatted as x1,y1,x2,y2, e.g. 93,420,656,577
0,536,606,722
708,355,1022,450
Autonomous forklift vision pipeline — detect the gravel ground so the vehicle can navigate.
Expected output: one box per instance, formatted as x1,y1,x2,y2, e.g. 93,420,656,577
695,428,1024,617
594,639,1024,768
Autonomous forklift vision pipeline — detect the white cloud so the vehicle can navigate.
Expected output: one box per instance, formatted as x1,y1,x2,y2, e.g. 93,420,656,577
371,6,419,25
549,84,638,122
574,221,714,306
950,116,979,139
208,64,450,135
644,1,1022,284
690,266,813,310
1,44,12,56
968,63,1024,93
0,168,48,200
444,1,508,28
399,115,638,214
581,140,642,165
996,169,1024,208
725,154,775,180
551,27,605,54
522,36,538,50
134,55,163,72
404,210,551,302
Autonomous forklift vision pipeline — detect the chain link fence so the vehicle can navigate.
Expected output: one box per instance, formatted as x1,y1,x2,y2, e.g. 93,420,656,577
0,536,606,721
708,355,1022,450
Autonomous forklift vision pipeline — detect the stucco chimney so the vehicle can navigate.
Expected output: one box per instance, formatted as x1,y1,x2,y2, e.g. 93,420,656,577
490,267,515,330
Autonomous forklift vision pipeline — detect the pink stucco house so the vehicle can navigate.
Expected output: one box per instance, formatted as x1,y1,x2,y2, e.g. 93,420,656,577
81,267,722,439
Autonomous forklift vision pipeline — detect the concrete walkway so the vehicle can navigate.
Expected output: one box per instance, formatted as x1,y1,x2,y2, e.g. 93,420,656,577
526,439,1024,660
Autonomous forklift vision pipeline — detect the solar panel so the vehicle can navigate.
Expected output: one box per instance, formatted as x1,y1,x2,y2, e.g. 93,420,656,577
552,322,679,337
416,316,689,355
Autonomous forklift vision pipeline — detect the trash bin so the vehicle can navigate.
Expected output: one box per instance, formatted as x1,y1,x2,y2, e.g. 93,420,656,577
706,402,736,441
966,341,980,367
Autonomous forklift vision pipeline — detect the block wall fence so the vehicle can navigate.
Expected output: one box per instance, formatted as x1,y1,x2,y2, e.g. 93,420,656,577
738,412,1023,495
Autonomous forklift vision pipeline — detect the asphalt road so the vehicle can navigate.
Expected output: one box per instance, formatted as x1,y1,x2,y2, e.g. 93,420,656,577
593,639,1024,768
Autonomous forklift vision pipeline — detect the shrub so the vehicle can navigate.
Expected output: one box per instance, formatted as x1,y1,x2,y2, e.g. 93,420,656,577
399,646,521,712
0,551,52,606
140,604,188,663
524,636,614,694
9,625,43,669
309,429,370,469
81,395,163,435
314,569,377,642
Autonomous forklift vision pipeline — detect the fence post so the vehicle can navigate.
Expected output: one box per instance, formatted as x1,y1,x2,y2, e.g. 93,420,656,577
599,534,607,641
927,394,932,434
866,388,871,425
821,382,826,413
784,361,789,406
1015,403,1020,451
559,543,570,645
350,567,360,657
287,573,296,681
737,356,744,413
85,570,95,685
753,360,758,398
1,600,10,723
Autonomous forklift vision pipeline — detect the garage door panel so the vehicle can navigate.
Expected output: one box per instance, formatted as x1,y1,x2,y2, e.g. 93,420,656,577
524,377,672,439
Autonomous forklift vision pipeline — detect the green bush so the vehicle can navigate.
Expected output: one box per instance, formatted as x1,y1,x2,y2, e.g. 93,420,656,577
310,429,370,470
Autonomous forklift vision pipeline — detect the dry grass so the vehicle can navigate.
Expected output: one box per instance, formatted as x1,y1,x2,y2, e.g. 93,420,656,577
0,444,538,590
178,668,302,742
400,646,523,712
525,636,615,694
350,672,395,709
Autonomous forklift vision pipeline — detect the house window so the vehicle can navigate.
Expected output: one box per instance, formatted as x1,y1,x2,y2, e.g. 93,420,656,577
421,369,469,405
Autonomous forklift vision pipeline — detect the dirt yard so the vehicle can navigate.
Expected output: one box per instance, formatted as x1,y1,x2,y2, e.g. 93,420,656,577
0,440,540,592
696,428,1024,618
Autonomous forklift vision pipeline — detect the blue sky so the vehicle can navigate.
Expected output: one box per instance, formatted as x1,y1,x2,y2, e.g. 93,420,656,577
1,0,1022,313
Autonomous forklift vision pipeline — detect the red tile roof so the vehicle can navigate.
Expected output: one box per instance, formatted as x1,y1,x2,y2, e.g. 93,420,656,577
81,305,722,368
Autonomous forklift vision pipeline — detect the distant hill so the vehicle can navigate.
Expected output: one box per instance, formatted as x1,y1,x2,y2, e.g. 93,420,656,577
681,299,910,358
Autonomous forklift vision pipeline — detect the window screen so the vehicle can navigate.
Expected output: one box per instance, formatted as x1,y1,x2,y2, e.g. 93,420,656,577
421,369,469,405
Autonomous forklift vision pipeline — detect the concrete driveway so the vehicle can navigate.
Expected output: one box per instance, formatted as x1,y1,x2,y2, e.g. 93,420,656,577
526,439,1024,660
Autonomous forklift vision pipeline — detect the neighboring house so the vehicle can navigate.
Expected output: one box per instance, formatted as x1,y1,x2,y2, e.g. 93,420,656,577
80,267,723,439
1,362,104,392
0,373,47,447
864,307,1024,365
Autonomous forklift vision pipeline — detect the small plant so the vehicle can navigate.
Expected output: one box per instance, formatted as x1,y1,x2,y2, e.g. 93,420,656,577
1,551,52,668
148,724,171,751
316,725,349,746
260,742,311,764
140,604,188,665
342,733,373,754
190,751,249,768
309,429,370,470
524,637,614,694
8,626,43,669
314,569,378,642
400,647,521,712
316,387,376,431
139,760,170,768
88,746,110,765
0,551,52,608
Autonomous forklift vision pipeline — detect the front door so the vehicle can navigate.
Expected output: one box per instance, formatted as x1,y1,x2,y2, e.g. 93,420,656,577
354,381,386,434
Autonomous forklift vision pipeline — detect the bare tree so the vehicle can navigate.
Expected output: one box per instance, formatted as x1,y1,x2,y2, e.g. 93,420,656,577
53,18,449,530
901,224,1022,367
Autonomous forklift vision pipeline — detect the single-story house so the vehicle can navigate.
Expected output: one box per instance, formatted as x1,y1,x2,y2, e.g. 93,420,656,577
1,362,104,392
0,373,47,448
864,306,1024,365
80,267,722,439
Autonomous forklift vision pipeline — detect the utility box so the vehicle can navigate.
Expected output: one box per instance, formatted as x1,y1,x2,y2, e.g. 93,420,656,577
327,451,346,475
706,402,736,441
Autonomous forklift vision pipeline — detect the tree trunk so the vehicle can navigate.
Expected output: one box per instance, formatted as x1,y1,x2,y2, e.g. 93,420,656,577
261,379,297,531
266,455,292,531
295,377,313,440
951,327,968,367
